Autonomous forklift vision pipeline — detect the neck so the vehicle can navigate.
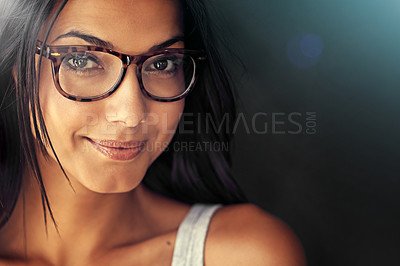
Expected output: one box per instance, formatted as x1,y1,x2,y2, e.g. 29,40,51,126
0,154,167,265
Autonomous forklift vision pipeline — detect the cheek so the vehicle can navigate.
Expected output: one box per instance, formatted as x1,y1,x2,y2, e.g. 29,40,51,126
157,100,184,136
38,59,95,146
145,100,184,158
38,57,63,117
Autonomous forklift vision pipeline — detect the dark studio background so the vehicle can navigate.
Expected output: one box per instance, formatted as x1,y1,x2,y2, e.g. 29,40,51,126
210,0,400,265
0,0,398,265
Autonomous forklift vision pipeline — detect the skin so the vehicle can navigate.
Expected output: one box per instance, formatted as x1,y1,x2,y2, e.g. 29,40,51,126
0,0,307,265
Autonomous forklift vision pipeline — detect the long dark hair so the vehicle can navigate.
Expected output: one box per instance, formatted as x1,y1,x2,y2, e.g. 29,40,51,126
0,0,247,229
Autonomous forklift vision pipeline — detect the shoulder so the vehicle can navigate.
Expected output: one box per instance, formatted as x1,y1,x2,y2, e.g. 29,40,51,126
205,204,307,266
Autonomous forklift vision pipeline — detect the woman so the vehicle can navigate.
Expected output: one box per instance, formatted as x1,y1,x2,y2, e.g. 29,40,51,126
0,0,306,265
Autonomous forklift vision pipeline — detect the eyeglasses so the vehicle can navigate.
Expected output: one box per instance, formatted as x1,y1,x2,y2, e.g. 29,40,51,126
35,41,206,102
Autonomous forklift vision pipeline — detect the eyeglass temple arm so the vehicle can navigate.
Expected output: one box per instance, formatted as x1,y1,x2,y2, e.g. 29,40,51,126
35,41,60,59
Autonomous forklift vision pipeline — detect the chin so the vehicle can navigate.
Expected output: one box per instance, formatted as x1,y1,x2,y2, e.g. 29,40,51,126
73,167,146,194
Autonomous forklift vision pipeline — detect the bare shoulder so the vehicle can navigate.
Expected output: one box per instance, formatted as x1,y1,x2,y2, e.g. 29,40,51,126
205,204,307,266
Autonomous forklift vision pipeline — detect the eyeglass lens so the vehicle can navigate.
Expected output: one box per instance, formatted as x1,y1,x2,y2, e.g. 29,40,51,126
58,51,195,99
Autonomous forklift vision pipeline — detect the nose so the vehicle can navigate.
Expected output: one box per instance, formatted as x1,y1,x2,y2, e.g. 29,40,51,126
104,65,147,127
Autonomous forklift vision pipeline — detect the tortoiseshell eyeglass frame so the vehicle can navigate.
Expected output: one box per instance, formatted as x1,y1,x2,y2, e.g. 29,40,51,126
35,40,206,102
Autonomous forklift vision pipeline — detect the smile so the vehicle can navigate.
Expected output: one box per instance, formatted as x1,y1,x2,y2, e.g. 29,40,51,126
87,138,147,161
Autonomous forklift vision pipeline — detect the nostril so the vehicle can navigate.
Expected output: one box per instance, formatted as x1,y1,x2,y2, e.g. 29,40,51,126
106,111,147,128
123,113,145,126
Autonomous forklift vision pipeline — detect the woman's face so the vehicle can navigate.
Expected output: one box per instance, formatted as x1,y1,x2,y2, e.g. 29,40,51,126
37,0,184,193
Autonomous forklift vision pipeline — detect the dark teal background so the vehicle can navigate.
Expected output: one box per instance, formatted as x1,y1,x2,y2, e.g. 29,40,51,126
211,0,400,265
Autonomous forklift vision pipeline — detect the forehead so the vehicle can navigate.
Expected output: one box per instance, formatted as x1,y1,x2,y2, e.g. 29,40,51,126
46,0,183,53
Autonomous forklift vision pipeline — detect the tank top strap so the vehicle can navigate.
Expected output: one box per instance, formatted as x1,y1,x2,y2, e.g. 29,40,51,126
171,204,222,266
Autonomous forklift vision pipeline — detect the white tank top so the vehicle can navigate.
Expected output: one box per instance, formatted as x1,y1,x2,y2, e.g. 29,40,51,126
171,204,222,266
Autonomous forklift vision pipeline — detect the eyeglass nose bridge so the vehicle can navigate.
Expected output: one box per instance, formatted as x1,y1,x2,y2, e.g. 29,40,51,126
115,55,147,100
124,55,143,67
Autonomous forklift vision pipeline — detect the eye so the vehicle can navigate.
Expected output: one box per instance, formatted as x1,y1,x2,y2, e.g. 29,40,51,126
154,59,168,70
63,53,103,71
151,58,175,71
145,54,182,73
70,57,88,69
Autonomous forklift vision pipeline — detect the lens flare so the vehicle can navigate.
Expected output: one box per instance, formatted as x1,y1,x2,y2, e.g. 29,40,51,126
287,34,324,69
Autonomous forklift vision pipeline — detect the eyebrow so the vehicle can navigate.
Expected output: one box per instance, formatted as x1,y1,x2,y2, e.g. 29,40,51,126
52,30,184,52
52,30,114,48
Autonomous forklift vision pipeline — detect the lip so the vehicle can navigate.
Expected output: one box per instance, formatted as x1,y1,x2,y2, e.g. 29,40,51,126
87,138,147,161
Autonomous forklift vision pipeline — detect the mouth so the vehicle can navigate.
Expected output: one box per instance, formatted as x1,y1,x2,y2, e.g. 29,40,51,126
86,138,147,161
